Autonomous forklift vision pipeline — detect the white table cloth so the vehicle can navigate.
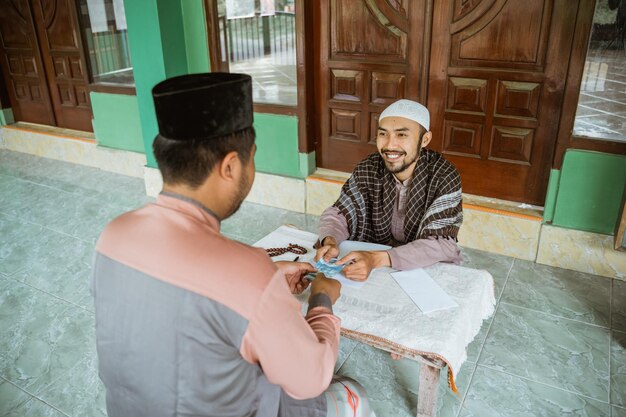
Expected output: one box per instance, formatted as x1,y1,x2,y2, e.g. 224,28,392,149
254,226,496,392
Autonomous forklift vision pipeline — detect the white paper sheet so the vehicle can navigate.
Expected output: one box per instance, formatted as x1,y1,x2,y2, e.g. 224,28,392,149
338,240,392,258
391,268,459,314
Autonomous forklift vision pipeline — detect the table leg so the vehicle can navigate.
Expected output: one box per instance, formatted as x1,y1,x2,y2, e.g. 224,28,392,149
416,362,441,417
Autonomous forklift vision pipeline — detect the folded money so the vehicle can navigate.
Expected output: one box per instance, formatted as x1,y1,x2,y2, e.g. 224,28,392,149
314,258,345,278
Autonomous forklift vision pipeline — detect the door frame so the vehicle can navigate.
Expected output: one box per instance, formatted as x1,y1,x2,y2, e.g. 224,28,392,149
203,0,312,126
553,0,626,169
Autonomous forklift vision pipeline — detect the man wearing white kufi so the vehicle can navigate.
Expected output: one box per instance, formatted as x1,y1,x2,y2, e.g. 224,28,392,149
315,99,463,282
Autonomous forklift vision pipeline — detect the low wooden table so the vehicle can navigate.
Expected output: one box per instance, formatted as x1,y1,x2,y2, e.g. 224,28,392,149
255,226,495,417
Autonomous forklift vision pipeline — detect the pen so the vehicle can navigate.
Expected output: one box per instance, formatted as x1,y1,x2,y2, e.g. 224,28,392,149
293,256,300,262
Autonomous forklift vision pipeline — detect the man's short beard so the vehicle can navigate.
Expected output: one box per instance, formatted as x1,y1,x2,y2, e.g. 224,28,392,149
224,169,251,219
382,134,424,175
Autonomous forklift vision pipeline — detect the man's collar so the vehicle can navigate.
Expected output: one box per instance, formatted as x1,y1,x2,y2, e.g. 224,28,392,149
392,174,412,187
159,191,221,222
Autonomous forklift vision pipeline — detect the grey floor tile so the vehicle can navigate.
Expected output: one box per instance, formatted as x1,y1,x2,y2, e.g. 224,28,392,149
0,174,41,218
3,396,69,417
14,268,93,311
479,303,610,401
11,234,93,307
36,356,106,417
0,150,149,210
0,212,94,280
337,342,417,417
389,355,476,417
336,336,359,372
611,331,626,407
0,280,95,395
466,316,493,363
502,260,611,327
222,201,320,245
461,247,513,300
279,211,321,235
223,231,260,246
613,405,626,417
613,280,626,332
221,202,283,242
437,361,476,417
460,366,610,417
3,149,624,416
336,342,472,417
0,378,33,416
0,175,106,242
0,213,72,277
23,189,130,242
76,292,95,314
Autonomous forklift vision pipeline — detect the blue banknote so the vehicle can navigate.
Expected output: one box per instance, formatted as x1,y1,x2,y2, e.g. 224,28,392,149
314,258,345,278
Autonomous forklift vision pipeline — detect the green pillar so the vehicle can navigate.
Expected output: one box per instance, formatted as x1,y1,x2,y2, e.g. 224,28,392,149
125,0,189,168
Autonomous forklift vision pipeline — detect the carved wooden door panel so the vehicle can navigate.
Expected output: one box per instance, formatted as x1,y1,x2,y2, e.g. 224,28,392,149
0,0,56,125
428,0,578,205
0,0,92,130
30,0,92,131
315,0,429,172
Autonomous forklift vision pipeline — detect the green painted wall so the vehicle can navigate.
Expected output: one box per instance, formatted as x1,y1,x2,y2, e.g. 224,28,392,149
299,151,316,177
0,108,14,126
123,1,306,177
86,0,208,156
551,150,626,235
543,169,560,223
182,0,211,73
120,0,308,178
125,0,211,167
253,113,302,177
125,0,188,168
91,92,143,153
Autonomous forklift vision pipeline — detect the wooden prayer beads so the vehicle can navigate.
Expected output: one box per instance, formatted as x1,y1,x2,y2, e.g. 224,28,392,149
265,243,308,257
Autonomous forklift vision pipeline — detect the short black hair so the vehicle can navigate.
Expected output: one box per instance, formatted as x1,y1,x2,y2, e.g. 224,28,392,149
153,126,255,188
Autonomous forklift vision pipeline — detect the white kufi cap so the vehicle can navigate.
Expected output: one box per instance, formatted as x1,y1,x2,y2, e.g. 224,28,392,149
379,99,430,130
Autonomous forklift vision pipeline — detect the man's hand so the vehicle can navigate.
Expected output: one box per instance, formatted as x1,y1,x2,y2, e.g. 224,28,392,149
336,250,391,281
275,261,316,294
314,236,339,262
310,273,341,304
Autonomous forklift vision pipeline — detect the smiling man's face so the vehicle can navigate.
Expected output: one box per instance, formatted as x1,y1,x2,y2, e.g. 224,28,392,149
376,116,431,181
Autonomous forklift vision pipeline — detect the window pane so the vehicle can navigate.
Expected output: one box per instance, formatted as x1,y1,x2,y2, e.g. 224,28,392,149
77,0,134,86
218,0,297,106
574,0,626,142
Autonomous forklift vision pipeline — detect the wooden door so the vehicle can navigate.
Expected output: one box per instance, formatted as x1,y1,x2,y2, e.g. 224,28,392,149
0,0,92,131
314,0,430,173
428,0,578,205
0,0,55,125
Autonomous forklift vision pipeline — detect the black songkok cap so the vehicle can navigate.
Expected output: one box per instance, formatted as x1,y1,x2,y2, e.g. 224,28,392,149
152,72,253,141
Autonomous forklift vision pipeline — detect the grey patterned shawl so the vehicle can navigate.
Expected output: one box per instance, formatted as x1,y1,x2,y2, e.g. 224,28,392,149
333,149,463,245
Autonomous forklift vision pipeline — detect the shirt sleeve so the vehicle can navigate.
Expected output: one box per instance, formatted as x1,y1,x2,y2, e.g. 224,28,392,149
239,270,341,399
387,236,462,270
318,206,350,245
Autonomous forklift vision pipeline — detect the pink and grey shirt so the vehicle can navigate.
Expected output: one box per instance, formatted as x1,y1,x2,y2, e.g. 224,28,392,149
92,193,340,417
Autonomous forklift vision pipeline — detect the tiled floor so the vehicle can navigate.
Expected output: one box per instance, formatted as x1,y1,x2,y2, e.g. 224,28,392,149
231,56,297,106
0,149,625,417
576,47,626,141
